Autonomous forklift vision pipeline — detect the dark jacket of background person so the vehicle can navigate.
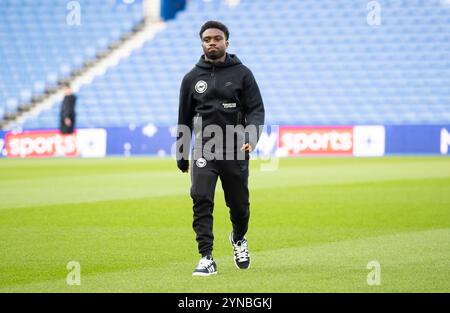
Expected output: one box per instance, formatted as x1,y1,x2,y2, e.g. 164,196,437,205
60,94,77,134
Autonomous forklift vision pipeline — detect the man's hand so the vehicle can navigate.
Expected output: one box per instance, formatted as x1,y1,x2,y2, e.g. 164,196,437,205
240,143,253,153
177,160,189,173
64,118,72,127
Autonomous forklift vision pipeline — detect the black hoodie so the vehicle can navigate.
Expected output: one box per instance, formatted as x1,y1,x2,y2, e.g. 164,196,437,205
177,53,265,164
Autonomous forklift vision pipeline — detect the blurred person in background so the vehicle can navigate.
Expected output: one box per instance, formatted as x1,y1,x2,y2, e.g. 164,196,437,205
59,83,77,134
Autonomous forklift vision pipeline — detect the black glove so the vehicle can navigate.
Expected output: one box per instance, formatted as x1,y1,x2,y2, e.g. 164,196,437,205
177,159,189,173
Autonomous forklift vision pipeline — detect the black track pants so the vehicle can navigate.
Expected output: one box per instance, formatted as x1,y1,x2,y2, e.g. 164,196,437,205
190,158,250,256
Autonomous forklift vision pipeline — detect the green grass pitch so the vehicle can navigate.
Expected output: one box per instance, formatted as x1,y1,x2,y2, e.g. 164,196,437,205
0,156,449,292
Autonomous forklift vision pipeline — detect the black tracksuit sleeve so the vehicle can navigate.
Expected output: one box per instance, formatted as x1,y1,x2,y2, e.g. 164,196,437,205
177,76,195,164
242,70,265,149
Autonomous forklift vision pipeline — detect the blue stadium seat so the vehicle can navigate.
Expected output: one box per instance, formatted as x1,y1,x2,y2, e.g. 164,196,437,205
0,0,143,119
9,0,450,129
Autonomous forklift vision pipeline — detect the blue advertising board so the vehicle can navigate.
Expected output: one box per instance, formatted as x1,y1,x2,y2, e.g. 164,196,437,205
0,124,448,158
385,125,449,155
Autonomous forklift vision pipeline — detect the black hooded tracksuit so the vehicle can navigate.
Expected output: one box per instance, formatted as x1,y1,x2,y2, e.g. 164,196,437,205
177,53,265,257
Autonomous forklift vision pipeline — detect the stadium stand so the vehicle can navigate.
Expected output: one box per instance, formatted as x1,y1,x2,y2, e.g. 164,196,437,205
0,0,144,120
3,0,450,129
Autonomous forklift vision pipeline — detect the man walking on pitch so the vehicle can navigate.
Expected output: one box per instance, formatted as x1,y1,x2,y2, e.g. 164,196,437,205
176,21,265,276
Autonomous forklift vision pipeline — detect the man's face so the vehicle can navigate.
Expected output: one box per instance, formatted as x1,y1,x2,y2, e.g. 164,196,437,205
201,28,228,61
64,87,72,96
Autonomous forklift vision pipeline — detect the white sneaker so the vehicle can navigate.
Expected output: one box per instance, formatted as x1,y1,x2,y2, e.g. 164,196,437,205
192,255,217,276
230,232,251,269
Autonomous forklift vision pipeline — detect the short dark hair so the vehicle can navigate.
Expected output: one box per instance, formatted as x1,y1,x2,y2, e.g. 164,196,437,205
199,20,229,40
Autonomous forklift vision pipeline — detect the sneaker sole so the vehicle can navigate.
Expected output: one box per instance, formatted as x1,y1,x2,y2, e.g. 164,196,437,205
234,259,251,270
192,271,218,277
230,233,251,270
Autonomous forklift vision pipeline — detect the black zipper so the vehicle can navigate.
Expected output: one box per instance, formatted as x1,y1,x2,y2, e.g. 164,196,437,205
211,65,216,89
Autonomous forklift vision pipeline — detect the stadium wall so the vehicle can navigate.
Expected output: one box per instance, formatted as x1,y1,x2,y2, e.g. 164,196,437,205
0,125,449,158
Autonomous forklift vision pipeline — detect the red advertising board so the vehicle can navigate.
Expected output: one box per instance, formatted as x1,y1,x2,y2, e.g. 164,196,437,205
5,130,78,158
278,126,353,156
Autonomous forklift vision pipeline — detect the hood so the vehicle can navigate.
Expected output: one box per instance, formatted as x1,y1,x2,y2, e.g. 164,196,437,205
196,53,242,69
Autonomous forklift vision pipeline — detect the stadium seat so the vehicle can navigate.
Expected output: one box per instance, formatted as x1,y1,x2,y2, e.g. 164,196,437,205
12,0,450,129
0,0,144,120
